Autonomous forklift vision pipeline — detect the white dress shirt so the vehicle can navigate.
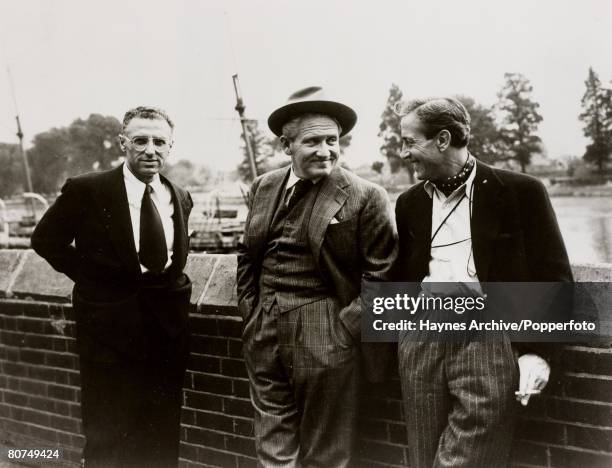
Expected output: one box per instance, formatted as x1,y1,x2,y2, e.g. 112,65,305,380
123,164,174,272
422,158,482,293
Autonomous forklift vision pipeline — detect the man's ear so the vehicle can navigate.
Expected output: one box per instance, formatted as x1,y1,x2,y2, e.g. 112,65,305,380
437,130,451,152
279,136,292,155
117,135,126,152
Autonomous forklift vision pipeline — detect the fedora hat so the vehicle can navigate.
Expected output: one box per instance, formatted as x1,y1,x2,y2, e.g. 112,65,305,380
268,86,357,137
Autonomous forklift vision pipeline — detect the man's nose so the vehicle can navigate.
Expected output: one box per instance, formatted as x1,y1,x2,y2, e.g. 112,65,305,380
315,143,331,157
144,139,156,155
400,145,411,159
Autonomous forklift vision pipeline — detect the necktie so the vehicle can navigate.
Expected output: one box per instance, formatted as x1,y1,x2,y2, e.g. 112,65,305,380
287,179,312,211
139,184,168,272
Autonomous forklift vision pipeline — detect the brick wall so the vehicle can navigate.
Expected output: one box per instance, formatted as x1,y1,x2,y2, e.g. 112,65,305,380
0,250,611,467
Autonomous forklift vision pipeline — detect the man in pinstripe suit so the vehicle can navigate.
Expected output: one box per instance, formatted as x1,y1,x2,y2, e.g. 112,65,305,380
393,97,572,467
237,86,397,467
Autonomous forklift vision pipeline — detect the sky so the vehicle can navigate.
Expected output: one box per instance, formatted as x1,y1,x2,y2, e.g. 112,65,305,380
0,0,611,171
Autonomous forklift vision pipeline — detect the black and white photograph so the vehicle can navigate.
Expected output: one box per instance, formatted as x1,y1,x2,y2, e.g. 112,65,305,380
0,1,611,467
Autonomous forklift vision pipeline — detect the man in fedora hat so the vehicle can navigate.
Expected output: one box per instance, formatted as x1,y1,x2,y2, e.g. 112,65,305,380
237,86,397,467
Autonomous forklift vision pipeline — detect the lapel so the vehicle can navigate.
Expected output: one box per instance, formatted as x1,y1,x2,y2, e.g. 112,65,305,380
94,165,141,276
250,167,290,259
160,173,189,269
470,160,503,282
308,167,349,263
408,183,433,251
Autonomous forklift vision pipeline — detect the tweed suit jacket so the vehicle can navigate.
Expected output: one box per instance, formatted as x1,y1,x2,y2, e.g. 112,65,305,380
31,164,194,361
237,165,398,381
394,160,573,356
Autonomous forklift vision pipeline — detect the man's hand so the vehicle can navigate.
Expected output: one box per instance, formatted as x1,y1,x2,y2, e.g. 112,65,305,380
516,353,550,406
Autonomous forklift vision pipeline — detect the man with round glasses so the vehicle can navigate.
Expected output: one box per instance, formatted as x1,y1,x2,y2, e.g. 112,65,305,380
32,106,193,467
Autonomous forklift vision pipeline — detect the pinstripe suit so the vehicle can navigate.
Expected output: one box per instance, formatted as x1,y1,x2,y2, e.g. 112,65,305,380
237,165,397,467
394,161,572,467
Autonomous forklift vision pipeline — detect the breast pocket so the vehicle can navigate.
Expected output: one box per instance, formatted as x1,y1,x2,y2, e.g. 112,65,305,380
324,217,358,262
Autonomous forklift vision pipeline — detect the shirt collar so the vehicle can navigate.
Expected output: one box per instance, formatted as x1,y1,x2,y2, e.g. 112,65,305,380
123,162,163,194
424,155,477,200
286,166,322,190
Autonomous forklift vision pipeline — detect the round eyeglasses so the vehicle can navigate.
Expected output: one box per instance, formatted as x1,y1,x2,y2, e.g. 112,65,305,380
122,135,171,153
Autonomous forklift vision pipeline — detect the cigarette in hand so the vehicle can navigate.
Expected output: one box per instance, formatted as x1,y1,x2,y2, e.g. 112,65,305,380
514,390,541,396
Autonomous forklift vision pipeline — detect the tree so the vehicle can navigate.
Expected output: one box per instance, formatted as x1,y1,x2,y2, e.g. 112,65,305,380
378,83,411,175
579,67,612,173
456,95,505,163
371,161,384,184
238,120,274,182
163,159,212,189
28,114,123,193
0,143,24,197
496,73,544,173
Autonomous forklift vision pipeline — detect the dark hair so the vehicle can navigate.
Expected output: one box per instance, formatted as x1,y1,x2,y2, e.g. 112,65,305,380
395,97,471,148
122,106,174,132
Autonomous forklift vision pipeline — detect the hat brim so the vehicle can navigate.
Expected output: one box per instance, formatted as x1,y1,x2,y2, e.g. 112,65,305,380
268,100,357,137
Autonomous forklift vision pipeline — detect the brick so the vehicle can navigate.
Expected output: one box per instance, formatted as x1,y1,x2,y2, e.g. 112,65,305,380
184,426,225,449
192,373,232,395
18,348,46,365
179,442,199,462
45,352,78,370
509,441,549,466
236,456,257,468
23,302,51,319
190,315,219,336
1,330,26,347
47,383,77,401
388,423,407,445
16,317,48,335
184,390,223,412
225,434,256,457
2,390,28,407
195,410,234,433
566,424,612,452
231,379,250,398
228,339,244,358
563,375,612,403
356,440,405,465
0,301,25,316
23,333,54,349
514,418,566,445
190,354,221,374
223,397,252,418
20,407,51,427
550,446,612,468
19,378,48,397
194,446,237,467
221,358,247,378
548,398,612,426
2,360,28,377
362,397,403,422
50,414,81,433
233,418,254,438
190,335,228,357
218,318,243,338
358,418,387,441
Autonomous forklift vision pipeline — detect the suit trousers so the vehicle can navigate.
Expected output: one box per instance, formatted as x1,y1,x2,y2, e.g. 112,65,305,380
79,294,189,468
243,298,359,468
398,336,519,468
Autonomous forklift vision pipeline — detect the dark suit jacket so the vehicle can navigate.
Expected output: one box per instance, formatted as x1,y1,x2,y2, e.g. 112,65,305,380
394,160,573,356
237,165,398,382
31,164,193,361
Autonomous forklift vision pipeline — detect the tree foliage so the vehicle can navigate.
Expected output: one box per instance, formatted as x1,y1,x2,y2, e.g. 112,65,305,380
456,95,505,163
496,73,543,173
0,143,24,197
28,114,123,193
579,67,612,172
378,83,411,175
162,159,212,189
